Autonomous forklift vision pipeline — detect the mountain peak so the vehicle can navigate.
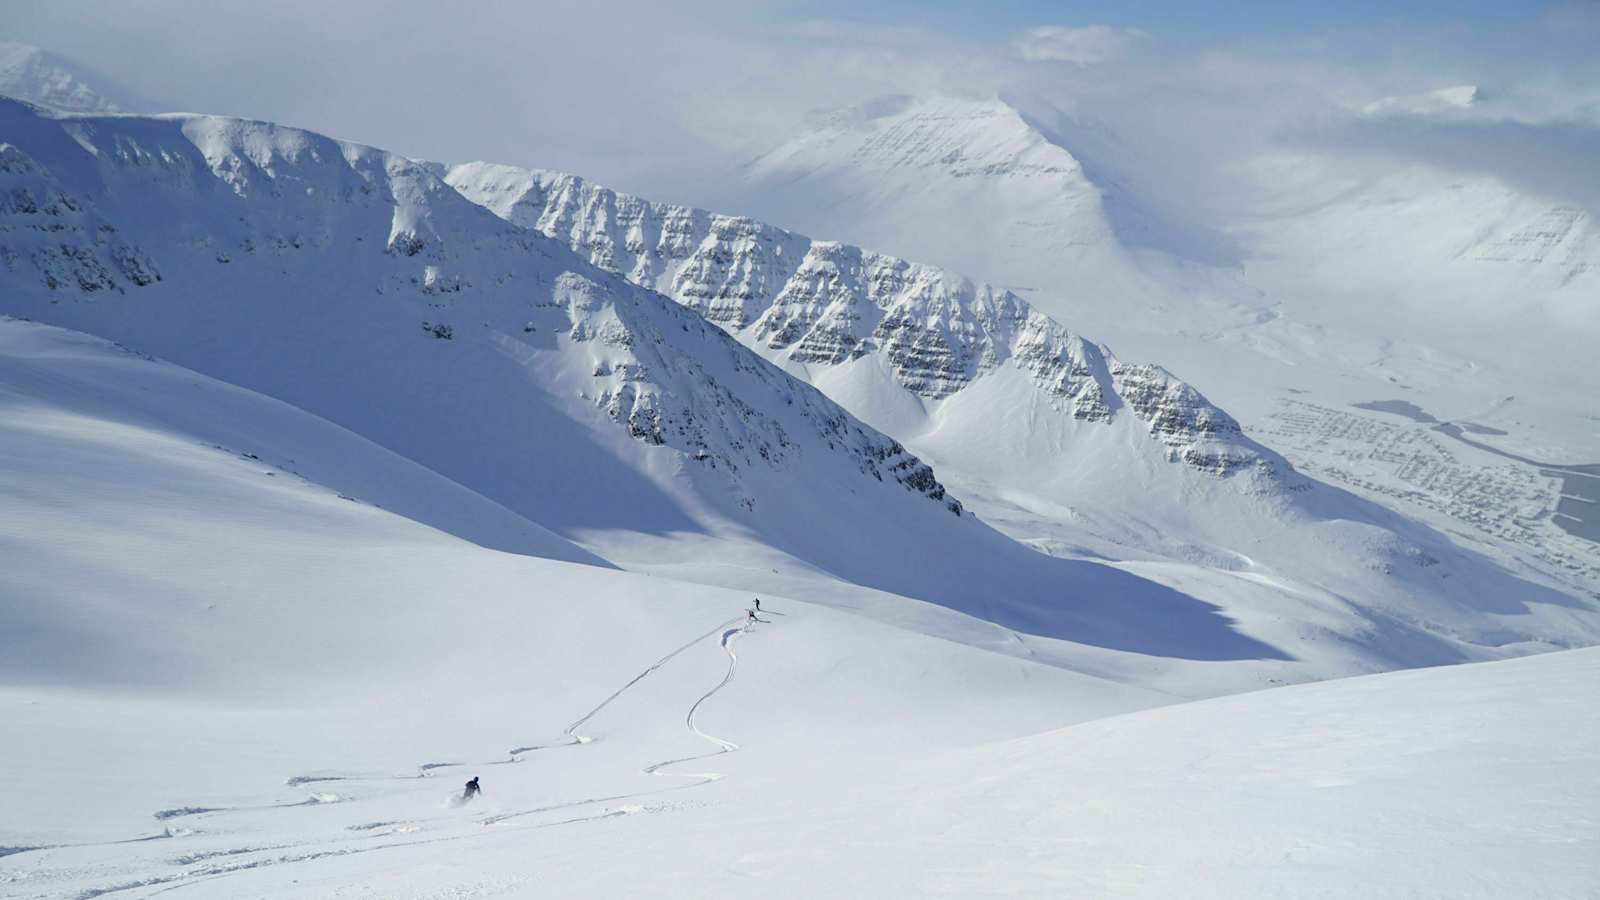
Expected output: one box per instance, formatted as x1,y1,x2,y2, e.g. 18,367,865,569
0,42,124,113
758,93,1085,184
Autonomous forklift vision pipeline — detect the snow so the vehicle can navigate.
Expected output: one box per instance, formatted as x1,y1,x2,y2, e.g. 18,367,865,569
2,90,1596,900
443,156,1600,696
4,313,1595,897
715,91,1600,604
0,99,1375,697
3,354,1592,898
0,43,124,114
0,315,1161,896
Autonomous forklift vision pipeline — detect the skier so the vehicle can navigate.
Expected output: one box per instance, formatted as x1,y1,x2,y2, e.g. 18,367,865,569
746,608,758,626
462,776,481,802
753,597,762,613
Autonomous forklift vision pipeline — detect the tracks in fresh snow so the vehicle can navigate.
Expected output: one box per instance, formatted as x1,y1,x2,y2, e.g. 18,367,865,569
643,626,743,781
562,617,744,743
58,612,763,898
476,618,748,825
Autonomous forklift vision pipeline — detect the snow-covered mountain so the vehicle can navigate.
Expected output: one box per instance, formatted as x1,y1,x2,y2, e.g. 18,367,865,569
0,100,966,589
2,77,1597,900
0,311,1163,894
0,42,126,114
710,92,1600,603
3,96,1597,698
1237,147,1599,326
737,95,1142,299
443,158,1600,694
447,161,1263,479
0,98,1344,687
12,305,1590,899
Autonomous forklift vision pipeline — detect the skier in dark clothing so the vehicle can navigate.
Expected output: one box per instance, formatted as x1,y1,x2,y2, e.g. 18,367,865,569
753,597,761,613
462,776,481,802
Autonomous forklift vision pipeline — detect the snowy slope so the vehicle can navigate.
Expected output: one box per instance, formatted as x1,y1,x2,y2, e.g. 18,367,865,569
0,43,125,114
0,313,1164,897
5,403,1590,900
492,645,1594,900
1238,148,1600,329
2,315,1588,899
0,99,1332,681
0,316,604,565
445,158,1600,693
708,92,1600,601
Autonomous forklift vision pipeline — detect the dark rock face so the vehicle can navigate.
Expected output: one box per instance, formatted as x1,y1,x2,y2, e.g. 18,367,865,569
0,142,160,294
448,164,1267,477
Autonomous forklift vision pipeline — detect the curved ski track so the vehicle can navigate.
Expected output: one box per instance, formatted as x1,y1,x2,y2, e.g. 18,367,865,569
49,614,759,898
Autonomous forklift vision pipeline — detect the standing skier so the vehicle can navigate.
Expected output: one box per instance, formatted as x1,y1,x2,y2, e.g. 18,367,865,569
753,597,762,613
462,776,481,802
746,608,758,626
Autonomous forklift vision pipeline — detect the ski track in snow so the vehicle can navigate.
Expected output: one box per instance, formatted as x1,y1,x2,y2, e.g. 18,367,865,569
561,617,744,741
59,614,759,899
643,626,745,781
477,617,749,825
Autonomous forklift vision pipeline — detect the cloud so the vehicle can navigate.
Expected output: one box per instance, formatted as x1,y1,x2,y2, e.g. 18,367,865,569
4,0,1597,226
1306,115,1600,216
1012,25,1143,66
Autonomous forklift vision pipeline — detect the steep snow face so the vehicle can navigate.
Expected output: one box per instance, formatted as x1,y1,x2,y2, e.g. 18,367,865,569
447,161,1263,478
0,42,123,113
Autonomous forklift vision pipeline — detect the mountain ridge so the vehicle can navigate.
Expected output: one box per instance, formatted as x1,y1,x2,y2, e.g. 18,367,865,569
442,154,1600,689
445,160,1266,479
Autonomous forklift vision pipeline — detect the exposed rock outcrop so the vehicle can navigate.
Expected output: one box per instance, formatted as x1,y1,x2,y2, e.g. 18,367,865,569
448,162,1267,476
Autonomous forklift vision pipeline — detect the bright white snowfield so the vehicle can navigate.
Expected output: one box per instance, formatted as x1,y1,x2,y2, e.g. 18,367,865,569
0,94,1597,898
3,318,1597,899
